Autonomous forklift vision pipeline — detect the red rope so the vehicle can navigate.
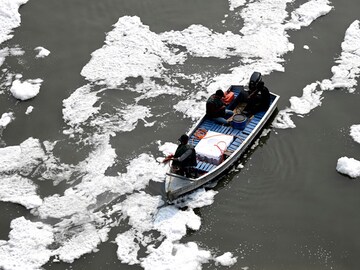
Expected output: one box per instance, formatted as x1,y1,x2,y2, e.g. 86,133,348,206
214,141,227,163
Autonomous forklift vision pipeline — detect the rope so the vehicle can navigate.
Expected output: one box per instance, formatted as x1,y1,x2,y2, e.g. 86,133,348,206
214,141,227,163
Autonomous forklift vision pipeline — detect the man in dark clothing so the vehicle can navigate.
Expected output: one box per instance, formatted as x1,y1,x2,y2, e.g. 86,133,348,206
243,74,271,116
171,134,197,177
206,89,234,125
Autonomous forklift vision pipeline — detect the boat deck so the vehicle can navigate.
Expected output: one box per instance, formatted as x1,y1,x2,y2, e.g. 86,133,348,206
165,84,280,201
189,86,275,174
190,111,265,173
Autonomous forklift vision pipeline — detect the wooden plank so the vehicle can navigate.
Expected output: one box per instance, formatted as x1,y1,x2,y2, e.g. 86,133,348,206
255,111,265,117
239,133,248,140
250,118,260,125
195,161,217,172
243,127,253,134
224,127,232,134
203,163,210,171
229,129,242,136
195,161,203,170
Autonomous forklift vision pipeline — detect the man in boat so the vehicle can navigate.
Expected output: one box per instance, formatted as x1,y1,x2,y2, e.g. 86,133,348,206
166,134,197,177
243,72,270,116
206,89,234,126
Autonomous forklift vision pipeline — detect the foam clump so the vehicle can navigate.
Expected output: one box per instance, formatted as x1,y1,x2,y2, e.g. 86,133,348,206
0,137,45,175
0,112,14,128
10,77,43,101
0,175,42,209
0,217,54,270
336,157,360,178
34,46,50,58
214,252,238,266
350,124,360,144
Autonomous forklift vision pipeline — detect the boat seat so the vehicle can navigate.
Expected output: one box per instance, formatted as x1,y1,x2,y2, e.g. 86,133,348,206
195,161,217,172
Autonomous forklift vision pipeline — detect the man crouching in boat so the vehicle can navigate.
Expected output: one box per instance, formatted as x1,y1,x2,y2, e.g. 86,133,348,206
164,134,197,177
206,89,234,126
243,72,271,116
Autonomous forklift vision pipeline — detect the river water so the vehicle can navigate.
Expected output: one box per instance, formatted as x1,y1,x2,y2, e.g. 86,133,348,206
0,0,360,269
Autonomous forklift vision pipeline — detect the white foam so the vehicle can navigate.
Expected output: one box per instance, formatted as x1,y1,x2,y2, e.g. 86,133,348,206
33,154,168,262
0,46,25,66
0,0,29,44
78,134,117,176
34,46,50,58
0,48,8,67
89,104,153,134
288,82,323,115
35,135,116,218
0,137,45,175
214,252,238,266
141,240,212,270
36,191,93,219
0,112,14,128
9,47,24,56
0,175,42,209
55,223,110,263
117,192,164,230
116,230,141,265
157,141,178,157
81,16,185,87
175,188,218,209
114,192,164,265
174,99,205,120
228,0,246,11
161,25,243,59
350,124,360,144
274,20,360,129
62,84,101,129
321,20,360,93
112,189,218,267
36,140,167,219
62,85,153,137
153,205,201,241
10,77,43,101
134,80,184,102
211,0,331,92
336,157,360,178
25,106,34,115
0,0,28,66
285,0,333,30
37,140,75,186
0,217,54,270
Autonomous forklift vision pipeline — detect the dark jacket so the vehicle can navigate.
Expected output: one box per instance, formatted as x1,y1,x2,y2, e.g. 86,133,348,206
206,94,226,118
173,144,197,168
244,84,270,115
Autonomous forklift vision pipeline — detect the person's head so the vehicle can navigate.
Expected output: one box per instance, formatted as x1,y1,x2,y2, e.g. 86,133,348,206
178,134,189,144
215,89,225,97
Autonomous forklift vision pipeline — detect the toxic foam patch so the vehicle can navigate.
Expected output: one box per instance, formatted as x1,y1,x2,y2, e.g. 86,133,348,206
0,217,54,270
274,20,360,129
10,77,43,101
336,157,360,178
0,0,29,44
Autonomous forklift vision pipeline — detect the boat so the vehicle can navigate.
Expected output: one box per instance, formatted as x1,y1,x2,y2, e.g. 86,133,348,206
165,83,280,202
